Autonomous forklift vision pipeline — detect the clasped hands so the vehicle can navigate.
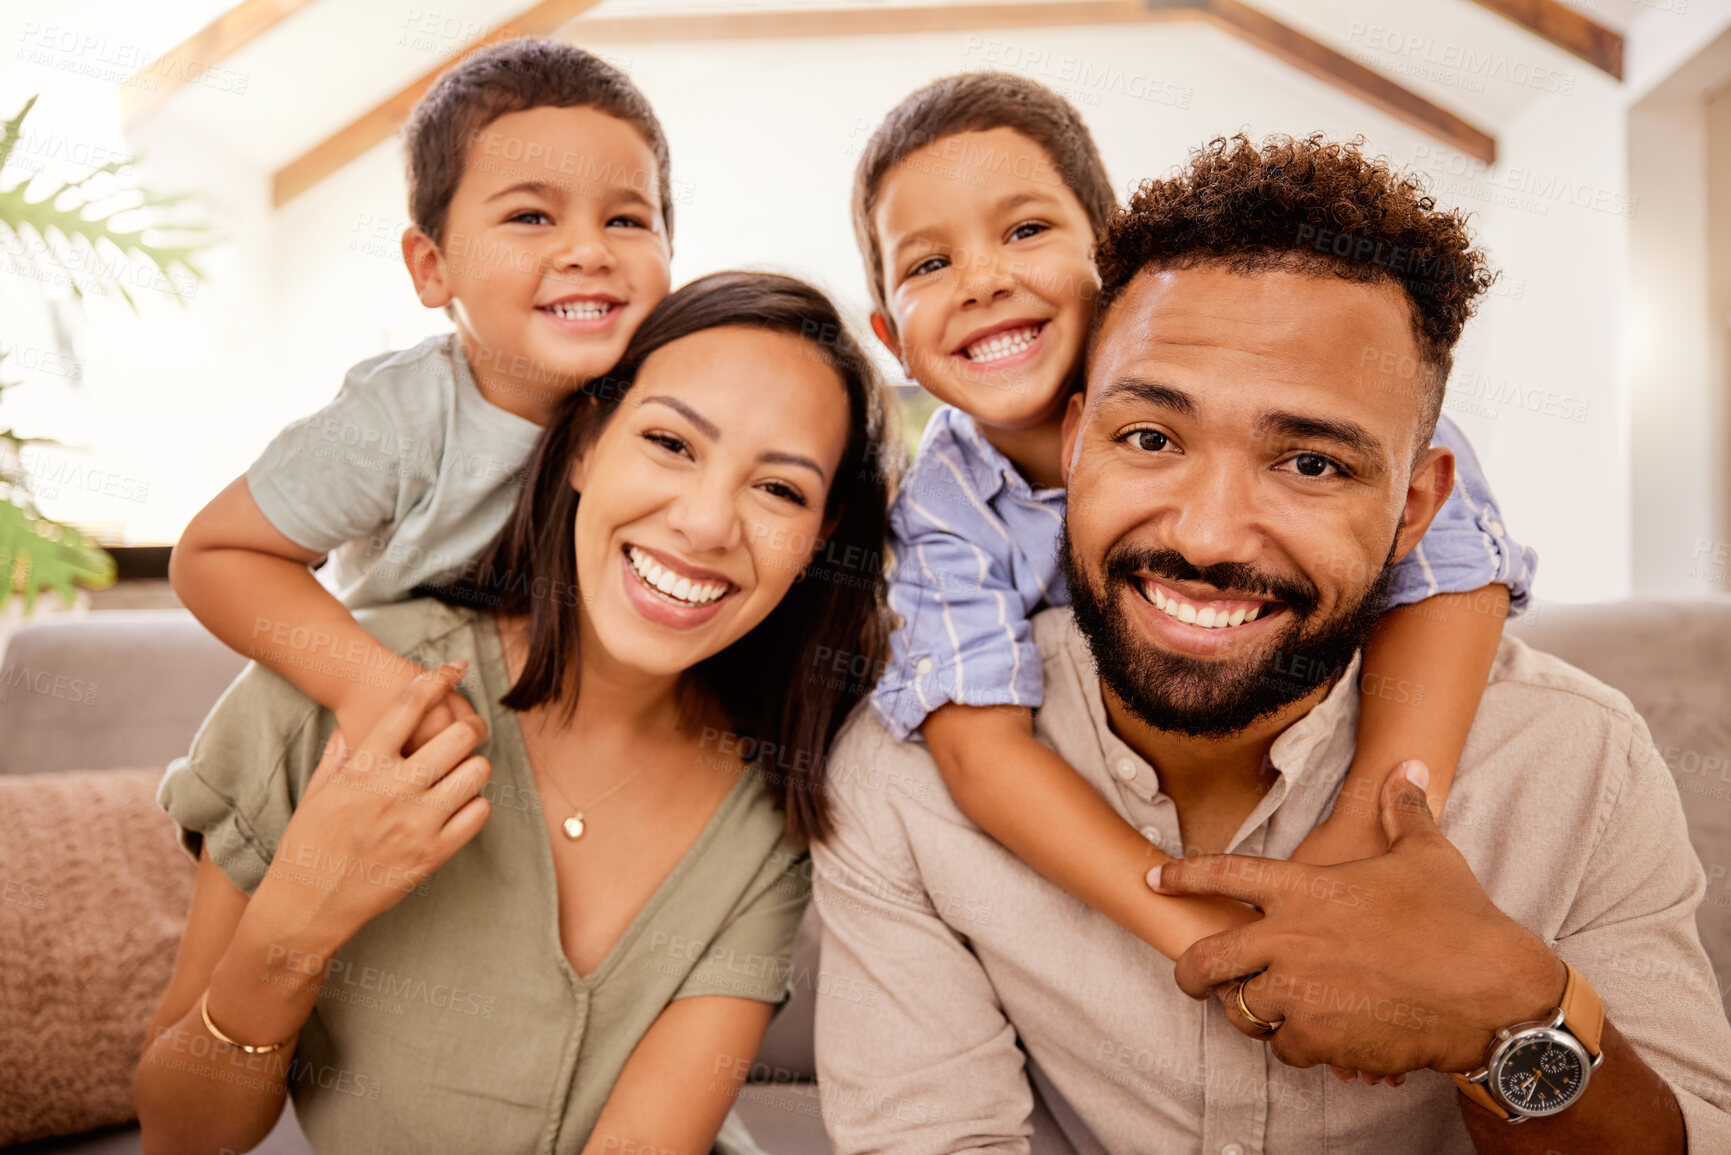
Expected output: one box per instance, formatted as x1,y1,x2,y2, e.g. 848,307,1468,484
1150,762,1568,1085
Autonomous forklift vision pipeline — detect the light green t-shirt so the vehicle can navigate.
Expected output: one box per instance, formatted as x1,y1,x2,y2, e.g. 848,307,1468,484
245,334,543,609
158,598,810,1155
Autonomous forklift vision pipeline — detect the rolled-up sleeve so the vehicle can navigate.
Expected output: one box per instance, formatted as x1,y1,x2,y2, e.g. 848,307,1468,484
156,662,327,894
1388,415,1538,614
1553,715,1731,1149
872,477,1044,742
812,717,1034,1153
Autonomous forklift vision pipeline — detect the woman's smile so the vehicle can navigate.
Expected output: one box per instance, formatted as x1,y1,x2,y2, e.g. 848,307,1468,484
619,542,738,629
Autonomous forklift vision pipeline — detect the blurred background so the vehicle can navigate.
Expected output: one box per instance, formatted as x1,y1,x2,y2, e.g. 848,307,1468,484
1,0,1729,616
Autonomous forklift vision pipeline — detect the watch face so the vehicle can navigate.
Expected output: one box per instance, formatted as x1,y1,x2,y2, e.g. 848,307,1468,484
1495,1034,1587,1116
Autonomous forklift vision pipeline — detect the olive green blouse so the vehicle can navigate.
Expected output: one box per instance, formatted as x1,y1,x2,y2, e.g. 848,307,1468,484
158,598,810,1155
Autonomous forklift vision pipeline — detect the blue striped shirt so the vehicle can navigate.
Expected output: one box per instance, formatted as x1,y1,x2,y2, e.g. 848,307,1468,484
871,406,1537,742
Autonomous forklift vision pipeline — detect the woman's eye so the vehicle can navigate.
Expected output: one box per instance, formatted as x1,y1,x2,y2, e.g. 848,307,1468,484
1284,452,1347,479
508,209,550,226
644,431,690,457
760,480,808,507
1009,221,1048,242
1122,428,1170,454
908,255,948,278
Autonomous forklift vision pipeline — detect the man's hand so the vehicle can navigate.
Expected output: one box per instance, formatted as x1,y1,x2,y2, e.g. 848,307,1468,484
1150,762,1567,1078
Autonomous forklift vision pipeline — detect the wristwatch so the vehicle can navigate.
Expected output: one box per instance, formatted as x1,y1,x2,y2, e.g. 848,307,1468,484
1450,962,1604,1122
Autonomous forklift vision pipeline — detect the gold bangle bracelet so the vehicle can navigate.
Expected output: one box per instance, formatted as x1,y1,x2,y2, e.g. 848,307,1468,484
199,988,288,1054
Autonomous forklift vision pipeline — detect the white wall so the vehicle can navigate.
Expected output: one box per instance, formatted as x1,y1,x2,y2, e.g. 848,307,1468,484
10,3,1731,609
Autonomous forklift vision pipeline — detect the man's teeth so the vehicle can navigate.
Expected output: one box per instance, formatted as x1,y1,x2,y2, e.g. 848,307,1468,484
1142,581,1264,629
627,546,728,606
545,300,613,320
963,324,1041,363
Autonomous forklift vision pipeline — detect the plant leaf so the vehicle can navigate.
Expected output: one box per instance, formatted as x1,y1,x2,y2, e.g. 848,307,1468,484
0,500,115,614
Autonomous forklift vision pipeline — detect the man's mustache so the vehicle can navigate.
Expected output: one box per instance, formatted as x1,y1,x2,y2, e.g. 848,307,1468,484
1101,545,1321,619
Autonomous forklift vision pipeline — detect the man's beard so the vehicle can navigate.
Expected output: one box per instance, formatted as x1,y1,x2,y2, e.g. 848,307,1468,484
1058,523,1398,738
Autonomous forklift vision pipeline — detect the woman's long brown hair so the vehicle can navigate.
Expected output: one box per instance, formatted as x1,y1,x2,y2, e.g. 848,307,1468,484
419,271,895,842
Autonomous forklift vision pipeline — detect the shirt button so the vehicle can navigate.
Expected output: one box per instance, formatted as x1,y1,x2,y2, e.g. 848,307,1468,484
1114,759,1137,783
1222,1146,1245,1155
1138,825,1160,842
916,657,934,676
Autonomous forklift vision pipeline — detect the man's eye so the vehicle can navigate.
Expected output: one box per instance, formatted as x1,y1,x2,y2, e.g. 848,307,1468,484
508,210,550,225
908,255,948,278
1122,428,1169,454
1008,221,1048,242
1284,453,1347,479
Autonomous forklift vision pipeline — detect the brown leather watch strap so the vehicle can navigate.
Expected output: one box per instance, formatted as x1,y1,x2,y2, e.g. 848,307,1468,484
1558,962,1605,1058
1453,1073,1511,1119
1450,963,1603,1120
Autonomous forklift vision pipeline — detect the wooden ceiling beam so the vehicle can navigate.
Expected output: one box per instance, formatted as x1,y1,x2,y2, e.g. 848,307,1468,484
1199,0,1495,163
1464,0,1623,79
121,0,324,127
272,0,608,206
272,0,1499,205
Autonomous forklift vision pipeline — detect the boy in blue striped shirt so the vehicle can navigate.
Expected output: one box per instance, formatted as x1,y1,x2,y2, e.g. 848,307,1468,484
852,73,1534,960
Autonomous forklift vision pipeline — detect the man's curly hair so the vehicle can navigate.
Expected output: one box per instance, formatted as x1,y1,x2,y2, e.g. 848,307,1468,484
1095,133,1496,437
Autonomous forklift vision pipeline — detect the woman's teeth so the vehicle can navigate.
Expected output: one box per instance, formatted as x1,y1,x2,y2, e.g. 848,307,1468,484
963,324,1041,363
627,546,729,607
545,301,614,320
1142,580,1265,629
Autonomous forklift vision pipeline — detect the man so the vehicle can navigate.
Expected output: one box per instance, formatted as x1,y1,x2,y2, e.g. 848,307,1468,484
811,134,1731,1153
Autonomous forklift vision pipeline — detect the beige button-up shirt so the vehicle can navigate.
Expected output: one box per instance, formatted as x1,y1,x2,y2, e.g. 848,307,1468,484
812,608,1731,1154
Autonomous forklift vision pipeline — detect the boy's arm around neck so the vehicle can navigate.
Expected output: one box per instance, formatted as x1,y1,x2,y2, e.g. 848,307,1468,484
169,475,441,744
922,703,1257,961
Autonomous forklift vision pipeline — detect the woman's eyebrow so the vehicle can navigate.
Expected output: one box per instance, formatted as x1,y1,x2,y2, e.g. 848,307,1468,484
639,395,719,438
638,396,828,481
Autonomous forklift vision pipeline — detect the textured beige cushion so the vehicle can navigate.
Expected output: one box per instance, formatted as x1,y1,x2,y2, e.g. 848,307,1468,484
0,768,195,1145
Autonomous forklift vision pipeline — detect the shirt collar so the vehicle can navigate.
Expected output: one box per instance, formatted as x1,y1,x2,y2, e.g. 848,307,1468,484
1058,615,1361,841
930,405,1064,506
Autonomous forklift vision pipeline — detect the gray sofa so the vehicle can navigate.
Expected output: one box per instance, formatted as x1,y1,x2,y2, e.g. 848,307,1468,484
1,601,1727,1152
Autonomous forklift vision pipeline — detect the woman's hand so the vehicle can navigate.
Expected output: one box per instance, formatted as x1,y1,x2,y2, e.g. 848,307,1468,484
254,661,495,957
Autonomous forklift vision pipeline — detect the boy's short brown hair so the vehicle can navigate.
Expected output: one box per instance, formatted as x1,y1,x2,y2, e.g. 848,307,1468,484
405,38,673,249
851,71,1115,329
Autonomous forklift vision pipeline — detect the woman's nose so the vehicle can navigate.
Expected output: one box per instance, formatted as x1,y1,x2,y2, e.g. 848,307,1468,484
664,480,743,554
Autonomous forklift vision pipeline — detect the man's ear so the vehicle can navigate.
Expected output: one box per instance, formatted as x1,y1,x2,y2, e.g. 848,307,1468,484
402,226,453,309
1392,446,1456,564
869,313,906,372
1059,392,1086,486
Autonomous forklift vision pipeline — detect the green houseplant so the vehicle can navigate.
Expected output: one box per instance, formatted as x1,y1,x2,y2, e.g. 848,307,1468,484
0,95,210,613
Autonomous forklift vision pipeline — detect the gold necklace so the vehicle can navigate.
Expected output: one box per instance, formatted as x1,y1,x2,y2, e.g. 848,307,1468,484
540,761,649,840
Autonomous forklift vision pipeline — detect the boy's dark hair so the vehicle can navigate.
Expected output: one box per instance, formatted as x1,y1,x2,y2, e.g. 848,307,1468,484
404,38,673,248
419,271,894,844
1094,133,1496,441
851,71,1115,331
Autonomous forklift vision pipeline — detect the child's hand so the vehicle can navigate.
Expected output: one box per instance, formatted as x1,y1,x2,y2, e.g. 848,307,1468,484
1289,806,1389,867
336,664,477,757
1291,761,1444,867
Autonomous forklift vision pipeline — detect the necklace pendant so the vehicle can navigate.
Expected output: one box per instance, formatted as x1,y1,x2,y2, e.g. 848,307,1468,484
562,813,586,840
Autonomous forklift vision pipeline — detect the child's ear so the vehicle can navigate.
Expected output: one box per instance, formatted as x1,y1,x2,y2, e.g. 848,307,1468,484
402,226,453,309
869,313,905,370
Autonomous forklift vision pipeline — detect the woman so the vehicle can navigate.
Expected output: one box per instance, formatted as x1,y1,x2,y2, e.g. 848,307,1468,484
135,272,892,1154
